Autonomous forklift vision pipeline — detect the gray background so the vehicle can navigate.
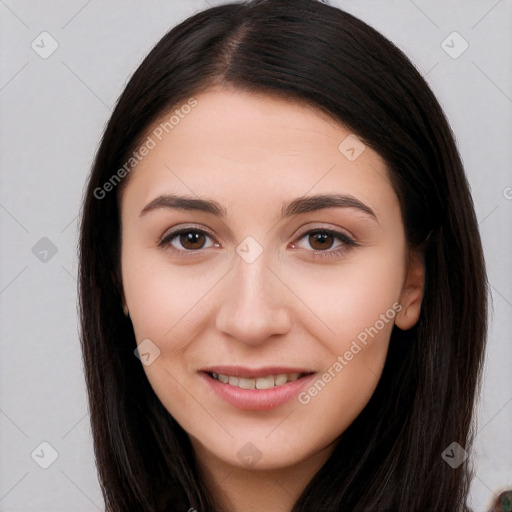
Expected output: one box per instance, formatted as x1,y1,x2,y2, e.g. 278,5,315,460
0,0,511,510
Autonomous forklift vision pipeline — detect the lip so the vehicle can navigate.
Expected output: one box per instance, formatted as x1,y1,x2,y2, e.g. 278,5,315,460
199,366,317,411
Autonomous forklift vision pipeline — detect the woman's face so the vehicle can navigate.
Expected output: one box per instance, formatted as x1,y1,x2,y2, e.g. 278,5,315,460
120,87,424,471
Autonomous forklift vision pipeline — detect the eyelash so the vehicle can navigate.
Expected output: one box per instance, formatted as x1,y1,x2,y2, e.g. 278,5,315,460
158,227,359,260
299,229,358,260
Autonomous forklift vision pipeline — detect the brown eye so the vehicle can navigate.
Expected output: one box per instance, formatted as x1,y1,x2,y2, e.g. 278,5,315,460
179,231,207,250
159,228,217,253
292,228,358,261
308,231,335,251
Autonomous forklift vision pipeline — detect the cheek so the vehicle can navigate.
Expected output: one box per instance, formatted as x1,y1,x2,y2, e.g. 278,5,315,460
288,247,404,432
289,245,405,351
121,251,209,415
122,248,218,345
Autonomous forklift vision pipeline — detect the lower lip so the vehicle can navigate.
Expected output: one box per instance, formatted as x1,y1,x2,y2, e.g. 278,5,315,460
199,372,317,411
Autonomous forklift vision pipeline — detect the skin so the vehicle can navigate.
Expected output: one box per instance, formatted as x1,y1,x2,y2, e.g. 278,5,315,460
119,87,425,512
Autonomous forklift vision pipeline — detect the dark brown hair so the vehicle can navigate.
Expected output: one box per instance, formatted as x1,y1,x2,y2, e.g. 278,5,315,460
78,0,488,510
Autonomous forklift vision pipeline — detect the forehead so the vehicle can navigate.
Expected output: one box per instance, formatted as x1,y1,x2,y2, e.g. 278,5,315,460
121,88,398,223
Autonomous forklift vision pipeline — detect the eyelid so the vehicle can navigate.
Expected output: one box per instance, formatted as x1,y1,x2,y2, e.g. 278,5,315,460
293,223,356,243
158,224,219,249
158,223,359,258
291,227,358,259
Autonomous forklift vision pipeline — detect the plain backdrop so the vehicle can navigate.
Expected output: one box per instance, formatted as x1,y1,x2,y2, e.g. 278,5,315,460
0,1,511,510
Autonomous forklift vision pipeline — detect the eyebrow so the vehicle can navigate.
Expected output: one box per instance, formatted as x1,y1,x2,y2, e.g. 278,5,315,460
140,193,379,224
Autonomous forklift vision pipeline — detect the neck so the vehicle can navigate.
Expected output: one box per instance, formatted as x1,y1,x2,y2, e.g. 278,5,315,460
192,441,335,512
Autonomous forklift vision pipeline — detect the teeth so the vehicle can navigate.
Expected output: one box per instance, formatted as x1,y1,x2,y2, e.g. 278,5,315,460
211,372,305,390
275,374,287,386
256,375,274,390
238,378,255,390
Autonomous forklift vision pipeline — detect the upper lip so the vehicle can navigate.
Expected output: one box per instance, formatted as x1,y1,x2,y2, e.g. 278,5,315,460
200,366,315,378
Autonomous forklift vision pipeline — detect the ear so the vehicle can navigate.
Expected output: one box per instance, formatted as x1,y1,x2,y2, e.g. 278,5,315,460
395,247,425,330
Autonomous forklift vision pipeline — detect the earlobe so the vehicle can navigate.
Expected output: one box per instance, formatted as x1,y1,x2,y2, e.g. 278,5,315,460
120,287,129,317
110,269,129,317
395,247,426,330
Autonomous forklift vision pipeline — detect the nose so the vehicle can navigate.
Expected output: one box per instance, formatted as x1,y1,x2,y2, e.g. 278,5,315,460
215,251,293,346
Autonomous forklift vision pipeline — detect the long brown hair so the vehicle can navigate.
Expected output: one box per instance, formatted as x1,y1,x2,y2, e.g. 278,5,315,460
78,1,488,510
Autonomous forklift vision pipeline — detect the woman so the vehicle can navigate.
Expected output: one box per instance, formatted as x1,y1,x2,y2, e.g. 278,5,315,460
78,0,488,510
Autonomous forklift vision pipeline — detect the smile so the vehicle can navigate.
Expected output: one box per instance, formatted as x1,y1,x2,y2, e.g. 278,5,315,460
200,367,316,410
209,372,306,390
